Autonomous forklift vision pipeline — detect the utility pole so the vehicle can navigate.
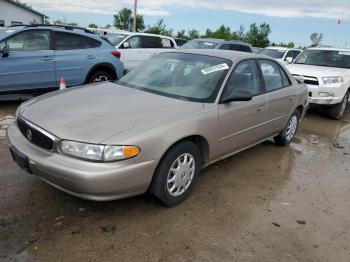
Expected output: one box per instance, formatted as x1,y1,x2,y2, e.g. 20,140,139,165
133,0,137,32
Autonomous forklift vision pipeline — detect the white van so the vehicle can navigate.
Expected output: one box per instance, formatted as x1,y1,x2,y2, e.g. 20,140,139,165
105,31,178,72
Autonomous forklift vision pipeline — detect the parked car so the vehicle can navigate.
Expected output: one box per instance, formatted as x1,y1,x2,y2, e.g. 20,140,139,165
252,47,263,53
8,50,308,206
106,31,177,72
287,47,350,119
0,25,124,96
174,38,188,47
259,47,302,64
181,38,253,53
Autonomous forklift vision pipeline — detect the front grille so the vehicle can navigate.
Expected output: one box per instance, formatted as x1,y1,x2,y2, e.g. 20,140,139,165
293,75,319,86
17,117,54,151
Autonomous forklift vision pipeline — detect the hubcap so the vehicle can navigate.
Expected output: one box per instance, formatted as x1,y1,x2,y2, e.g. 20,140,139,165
286,115,298,141
93,75,110,83
167,153,195,197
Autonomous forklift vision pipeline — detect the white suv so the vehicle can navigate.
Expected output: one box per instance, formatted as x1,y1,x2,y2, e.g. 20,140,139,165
260,46,302,64
287,47,350,119
105,31,177,72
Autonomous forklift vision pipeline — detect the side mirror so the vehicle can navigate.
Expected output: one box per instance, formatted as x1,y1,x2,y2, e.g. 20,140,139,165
122,42,130,49
221,92,253,103
0,45,9,57
285,57,293,64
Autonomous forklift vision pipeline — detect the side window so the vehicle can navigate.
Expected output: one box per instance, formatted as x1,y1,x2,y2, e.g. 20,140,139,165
258,60,284,92
222,60,261,100
88,38,102,48
219,44,231,50
127,36,141,48
0,20,4,27
141,36,161,48
3,30,50,51
55,32,94,50
279,67,291,87
292,51,301,59
161,38,174,48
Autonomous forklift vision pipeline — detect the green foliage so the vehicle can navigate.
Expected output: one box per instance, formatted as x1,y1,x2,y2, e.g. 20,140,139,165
202,25,240,40
244,23,271,47
310,33,323,47
145,19,173,36
88,23,98,28
113,8,145,32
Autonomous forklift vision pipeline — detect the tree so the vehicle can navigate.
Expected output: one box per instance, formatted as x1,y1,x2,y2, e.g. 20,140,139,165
88,23,98,28
310,33,323,47
113,8,145,32
104,24,111,29
176,30,189,40
271,42,295,48
188,29,200,39
202,25,239,40
244,23,271,47
145,19,173,36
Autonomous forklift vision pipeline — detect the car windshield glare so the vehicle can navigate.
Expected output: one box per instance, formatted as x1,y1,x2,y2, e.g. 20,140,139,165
106,33,128,46
294,50,350,69
260,49,286,59
118,52,232,103
181,40,218,49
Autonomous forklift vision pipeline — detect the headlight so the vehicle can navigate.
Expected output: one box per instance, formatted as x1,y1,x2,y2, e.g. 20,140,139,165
322,76,343,85
60,140,140,162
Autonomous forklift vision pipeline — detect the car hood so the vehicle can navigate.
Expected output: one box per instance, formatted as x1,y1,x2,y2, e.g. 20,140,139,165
287,64,348,78
19,83,204,143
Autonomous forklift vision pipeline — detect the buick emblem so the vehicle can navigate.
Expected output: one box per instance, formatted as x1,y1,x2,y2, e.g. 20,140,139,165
26,129,32,141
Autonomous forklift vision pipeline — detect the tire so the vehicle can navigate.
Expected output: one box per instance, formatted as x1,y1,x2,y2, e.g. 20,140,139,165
274,110,300,146
150,141,202,207
328,92,349,120
88,71,113,83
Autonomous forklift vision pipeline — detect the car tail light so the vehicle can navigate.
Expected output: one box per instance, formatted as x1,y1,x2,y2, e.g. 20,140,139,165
111,51,121,59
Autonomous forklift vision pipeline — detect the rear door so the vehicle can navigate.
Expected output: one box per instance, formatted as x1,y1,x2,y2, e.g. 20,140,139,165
119,35,143,71
218,59,268,155
0,29,55,92
53,31,99,86
257,59,297,136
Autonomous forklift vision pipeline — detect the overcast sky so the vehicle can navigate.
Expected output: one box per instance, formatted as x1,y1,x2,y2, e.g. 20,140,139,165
27,0,350,47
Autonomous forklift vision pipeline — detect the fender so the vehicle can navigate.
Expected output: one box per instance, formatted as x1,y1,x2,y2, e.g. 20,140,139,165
85,62,117,83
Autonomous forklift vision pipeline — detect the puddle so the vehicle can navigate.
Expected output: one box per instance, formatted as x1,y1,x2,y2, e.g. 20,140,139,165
0,103,18,140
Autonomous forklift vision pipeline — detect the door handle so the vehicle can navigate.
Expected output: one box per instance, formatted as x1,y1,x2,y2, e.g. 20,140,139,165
288,96,296,102
41,56,53,61
257,105,265,112
87,55,96,59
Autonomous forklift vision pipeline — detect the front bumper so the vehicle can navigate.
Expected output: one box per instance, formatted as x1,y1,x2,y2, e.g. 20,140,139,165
7,123,157,201
307,84,345,105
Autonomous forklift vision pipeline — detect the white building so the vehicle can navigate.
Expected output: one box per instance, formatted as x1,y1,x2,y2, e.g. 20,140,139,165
0,0,48,27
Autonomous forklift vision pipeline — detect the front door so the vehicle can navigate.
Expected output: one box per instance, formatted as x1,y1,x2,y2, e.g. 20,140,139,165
218,59,268,156
0,30,55,92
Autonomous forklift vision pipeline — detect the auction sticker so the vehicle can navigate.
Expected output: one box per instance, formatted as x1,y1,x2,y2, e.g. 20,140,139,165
201,63,230,75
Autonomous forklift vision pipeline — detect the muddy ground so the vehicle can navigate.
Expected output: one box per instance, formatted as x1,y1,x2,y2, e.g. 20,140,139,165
0,102,349,262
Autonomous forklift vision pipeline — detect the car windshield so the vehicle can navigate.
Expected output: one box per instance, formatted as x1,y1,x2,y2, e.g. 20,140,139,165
181,40,218,49
106,33,128,46
294,50,350,69
0,28,17,39
118,52,232,103
259,49,286,59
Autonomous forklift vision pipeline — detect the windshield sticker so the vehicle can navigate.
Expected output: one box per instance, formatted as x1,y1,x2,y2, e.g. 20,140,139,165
5,30,15,34
339,51,350,56
203,42,215,46
201,63,230,75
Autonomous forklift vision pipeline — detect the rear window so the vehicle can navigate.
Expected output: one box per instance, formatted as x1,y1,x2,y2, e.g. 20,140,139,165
219,44,252,53
106,33,128,46
181,40,218,49
141,36,161,48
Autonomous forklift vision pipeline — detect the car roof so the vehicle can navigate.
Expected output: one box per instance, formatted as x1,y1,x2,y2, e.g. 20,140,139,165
307,47,350,52
219,40,252,47
167,49,268,62
191,38,225,43
108,30,175,40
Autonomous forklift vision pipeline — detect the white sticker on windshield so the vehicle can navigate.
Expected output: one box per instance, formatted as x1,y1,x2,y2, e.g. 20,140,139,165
5,30,15,33
204,42,215,46
339,51,350,56
201,63,230,75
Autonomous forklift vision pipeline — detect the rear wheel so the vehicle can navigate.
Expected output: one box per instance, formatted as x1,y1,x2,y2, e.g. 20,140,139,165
274,110,300,146
88,71,113,83
150,141,201,207
328,92,349,120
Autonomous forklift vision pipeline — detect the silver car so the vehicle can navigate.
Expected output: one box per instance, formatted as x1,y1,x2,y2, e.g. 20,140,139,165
7,50,308,206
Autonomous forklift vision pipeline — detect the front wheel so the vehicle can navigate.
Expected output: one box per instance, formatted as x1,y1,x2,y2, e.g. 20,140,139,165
274,110,300,146
328,92,349,120
150,141,201,207
88,71,113,83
